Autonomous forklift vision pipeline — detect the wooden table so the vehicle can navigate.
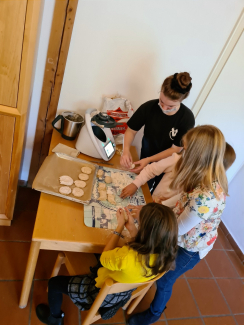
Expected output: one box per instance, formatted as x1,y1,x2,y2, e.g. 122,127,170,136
19,130,152,308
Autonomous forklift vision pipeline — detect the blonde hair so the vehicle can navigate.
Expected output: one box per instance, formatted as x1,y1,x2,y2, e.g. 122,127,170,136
170,125,228,196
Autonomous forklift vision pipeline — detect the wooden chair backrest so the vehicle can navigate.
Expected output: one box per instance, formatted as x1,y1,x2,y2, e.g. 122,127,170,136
105,271,165,294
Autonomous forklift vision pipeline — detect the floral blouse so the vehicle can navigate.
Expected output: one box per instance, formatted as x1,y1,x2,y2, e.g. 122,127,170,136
173,181,226,256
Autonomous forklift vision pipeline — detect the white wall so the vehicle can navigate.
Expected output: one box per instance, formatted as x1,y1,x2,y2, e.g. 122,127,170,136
20,0,56,181
221,164,244,253
58,0,243,115
196,31,244,184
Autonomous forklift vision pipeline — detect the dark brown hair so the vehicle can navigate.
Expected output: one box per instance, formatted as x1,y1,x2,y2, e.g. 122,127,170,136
161,72,192,101
224,142,236,170
128,203,178,277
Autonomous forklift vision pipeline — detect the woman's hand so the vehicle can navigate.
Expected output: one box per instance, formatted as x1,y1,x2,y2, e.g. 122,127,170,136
120,183,138,199
130,158,150,173
120,150,133,169
126,205,143,222
124,208,138,238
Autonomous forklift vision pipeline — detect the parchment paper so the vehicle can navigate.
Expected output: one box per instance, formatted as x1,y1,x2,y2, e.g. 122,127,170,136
32,153,98,204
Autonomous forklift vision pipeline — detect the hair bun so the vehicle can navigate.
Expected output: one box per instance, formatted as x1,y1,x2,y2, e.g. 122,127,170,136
177,72,192,89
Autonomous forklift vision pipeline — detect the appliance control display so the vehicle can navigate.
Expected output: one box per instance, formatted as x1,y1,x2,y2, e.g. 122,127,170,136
104,141,115,158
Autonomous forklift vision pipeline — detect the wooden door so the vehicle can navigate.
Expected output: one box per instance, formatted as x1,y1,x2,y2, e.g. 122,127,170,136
0,0,27,108
0,114,15,215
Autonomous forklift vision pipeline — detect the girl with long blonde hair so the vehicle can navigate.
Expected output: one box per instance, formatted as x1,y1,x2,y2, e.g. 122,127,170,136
128,125,233,325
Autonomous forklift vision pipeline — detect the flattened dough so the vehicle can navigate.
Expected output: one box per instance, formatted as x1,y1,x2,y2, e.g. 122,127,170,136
72,187,84,197
59,175,73,186
107,194,116,205
98,183,106,190
98,190,107,201
59,186,71,195
78,173,89,181
97,169,104,178
81,166,92,174
74,180,86,188
105,176,112,184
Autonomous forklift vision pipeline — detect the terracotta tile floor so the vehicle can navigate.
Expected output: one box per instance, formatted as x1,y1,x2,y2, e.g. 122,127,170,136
0,187,244,325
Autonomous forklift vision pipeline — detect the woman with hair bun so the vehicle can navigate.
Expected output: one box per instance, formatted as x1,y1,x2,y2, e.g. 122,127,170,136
120,72,195,192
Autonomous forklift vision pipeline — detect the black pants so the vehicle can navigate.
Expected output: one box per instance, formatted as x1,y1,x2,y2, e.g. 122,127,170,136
48,276,72,317
48,255,101,317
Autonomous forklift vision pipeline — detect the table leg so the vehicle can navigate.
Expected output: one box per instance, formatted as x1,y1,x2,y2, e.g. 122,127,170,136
19,241,41,308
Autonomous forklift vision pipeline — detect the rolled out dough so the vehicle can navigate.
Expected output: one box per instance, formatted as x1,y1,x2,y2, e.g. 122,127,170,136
78,173,89,181
59,175,73,186
59,186,71,195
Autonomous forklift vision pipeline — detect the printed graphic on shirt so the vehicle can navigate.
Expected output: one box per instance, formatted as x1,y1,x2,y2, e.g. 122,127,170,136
169,128,178,140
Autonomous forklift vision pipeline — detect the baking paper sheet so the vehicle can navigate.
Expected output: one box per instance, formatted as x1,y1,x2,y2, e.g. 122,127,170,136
32,153,98,204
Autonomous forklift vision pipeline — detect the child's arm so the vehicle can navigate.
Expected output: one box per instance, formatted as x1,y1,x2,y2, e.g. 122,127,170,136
131,145,182,173
120,154,178,199
103,209,126,252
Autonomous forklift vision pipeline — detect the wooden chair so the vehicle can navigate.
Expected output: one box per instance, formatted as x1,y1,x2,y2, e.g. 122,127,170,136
50,252,165,325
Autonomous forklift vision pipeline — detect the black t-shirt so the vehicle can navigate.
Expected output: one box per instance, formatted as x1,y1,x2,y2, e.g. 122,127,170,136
127,99,195,159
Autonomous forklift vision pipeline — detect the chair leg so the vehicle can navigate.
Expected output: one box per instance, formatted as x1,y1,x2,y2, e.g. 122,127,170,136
47,252,66,292
50,252,66,277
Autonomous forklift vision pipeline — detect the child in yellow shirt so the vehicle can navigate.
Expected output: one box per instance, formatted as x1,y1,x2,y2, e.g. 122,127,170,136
36,203,178,325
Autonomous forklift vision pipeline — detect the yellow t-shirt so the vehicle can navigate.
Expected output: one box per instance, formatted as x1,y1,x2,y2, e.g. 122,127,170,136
95,246,159,288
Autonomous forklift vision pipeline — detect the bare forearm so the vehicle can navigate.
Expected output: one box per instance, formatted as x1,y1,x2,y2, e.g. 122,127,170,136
123,128,137,152
147,147,182,163
103,225,124,252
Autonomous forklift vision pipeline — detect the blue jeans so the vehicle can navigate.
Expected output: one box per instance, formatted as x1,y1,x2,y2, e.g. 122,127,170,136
150,246,200,316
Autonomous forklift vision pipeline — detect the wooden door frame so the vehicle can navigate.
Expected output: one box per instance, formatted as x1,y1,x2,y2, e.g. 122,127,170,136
28,0,78,186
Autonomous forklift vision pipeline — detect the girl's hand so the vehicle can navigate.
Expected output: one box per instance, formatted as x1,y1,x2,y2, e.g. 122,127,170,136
130,158,150,173
126,205,143,221
124,208,138,238
120,183,138,199
116,208,126,231
120,150,133,169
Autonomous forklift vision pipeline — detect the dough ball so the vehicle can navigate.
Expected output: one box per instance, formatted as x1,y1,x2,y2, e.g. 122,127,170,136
107,194,116,205
81,166,92,174
97,169,104,178
59,175,73,186
105,176,112,184
98,183,106,190
74,180,86,188
98,190,107,201
130,163,135,169
59,186,71,195
72,187,84,197
78,173,89,181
